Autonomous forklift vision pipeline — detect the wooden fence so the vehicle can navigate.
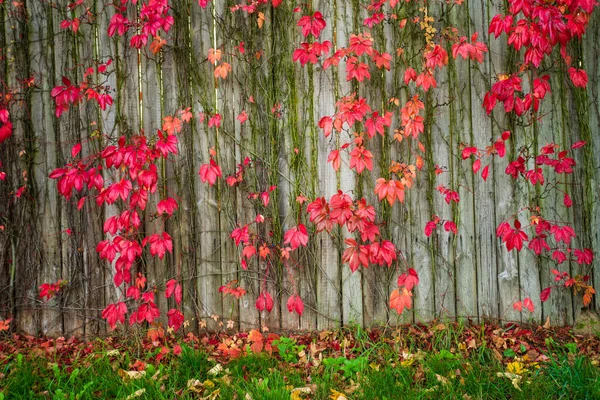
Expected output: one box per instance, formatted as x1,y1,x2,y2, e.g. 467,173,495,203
0,0,599,336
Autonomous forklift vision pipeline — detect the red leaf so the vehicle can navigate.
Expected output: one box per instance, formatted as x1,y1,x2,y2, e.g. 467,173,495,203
472,159,481,174
167,308,184,331
256,292,274,313
397,268,419,291
481,165,489,181
283,224,309,250
286,295,304,316
540,287,552,302
568,67,588,88
199,159,222,186
71,143,82,158
102,302,127,330
165,279,182,304
523,297,534,313
444,221,458,234
327,149,341,171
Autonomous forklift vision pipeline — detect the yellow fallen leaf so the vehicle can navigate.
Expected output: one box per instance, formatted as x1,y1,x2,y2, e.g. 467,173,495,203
330,389,347,400
125,388,146,399
507,361,526,375
118,369,146,381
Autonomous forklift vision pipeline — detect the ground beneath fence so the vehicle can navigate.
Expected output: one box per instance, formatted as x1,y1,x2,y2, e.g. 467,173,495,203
1,322,600,399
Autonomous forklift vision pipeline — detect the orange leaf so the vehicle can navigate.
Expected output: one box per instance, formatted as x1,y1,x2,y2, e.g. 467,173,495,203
207,48,222,64
150,36,166,55
390,288,412,314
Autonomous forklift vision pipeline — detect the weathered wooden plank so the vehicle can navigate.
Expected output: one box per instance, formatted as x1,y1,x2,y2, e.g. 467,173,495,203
429,1,456,321
536,70,573,326
189,3,222,330
448,3,478,322
583,10,600,313
336,0,362,327
312,0,341,330
468,0,499,321
485,0,525,324
7,0,43,334
168,0,202,332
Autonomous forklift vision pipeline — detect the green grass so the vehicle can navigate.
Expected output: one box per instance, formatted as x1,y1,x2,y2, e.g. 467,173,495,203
1,325,600,399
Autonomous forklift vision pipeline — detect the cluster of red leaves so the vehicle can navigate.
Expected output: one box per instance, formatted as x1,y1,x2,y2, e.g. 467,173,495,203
424,215,457,237
51,60,114,117
483,74,551,116
49,110,191,330
0,108,12,145
390,268,419,314
462,130,511,182
108,0,174,50
228,0,282,14
485,0,597,116
39,280,68,301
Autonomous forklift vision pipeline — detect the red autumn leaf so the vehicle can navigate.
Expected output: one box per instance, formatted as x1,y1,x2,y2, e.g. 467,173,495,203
318,116,333,137
165,279,183,304
286,295,304,316
404,67,417,84
342,238,370,272
552,250,567,264
346,57,371,82
157,197,178,216
563,193,572,208
462,146,477,160
397,268,419,291
237,110,248,124
199,158,222,186
513,301,523,312
145,232,173,259
39,282,62,301
481,164,489,181
297,11,326,38
102,302,127,330
528,236,550,255
574,248,594,265
231,225,249,246
256,291,274,313
327,149,341,171
71,143,82,158
283,224,309,250
444,221,458,234
523,298,535,312
568,67,588,88
0,121,13,144
349,146,374,174
424,219,438,237
540,287,552,302
472,159,481,174
369,240,397,266
167,308,184,331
